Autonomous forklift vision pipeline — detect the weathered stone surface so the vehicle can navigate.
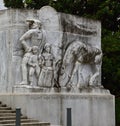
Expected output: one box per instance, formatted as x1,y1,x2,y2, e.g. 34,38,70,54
0,6,103,92
0,93,115,126
38,6,62,31
0,9,38,92
0,6,115,126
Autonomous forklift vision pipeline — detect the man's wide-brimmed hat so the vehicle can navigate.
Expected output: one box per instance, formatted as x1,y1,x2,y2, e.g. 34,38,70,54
26,18,42,28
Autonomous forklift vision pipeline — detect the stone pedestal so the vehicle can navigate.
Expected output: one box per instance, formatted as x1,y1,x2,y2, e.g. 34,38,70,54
0,93,115,126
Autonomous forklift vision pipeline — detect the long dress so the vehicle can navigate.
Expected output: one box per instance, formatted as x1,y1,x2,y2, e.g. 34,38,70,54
38,52,54,88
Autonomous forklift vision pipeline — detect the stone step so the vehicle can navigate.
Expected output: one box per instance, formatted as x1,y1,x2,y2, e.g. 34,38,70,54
0,122,50,126
0,101,51,126
0,119,39,124
0,116,27,120
0,113,16,116
0,107,12,110
50,125,62,126
0,110,15,113
0,104,6,107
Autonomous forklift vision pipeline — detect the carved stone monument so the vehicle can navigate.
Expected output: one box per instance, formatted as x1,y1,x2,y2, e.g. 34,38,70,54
0,6,115,126
13,10,104,92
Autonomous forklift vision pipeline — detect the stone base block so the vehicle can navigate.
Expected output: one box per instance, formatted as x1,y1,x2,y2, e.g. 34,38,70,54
0,93,115,126
13,85,110,94
14,85,44,93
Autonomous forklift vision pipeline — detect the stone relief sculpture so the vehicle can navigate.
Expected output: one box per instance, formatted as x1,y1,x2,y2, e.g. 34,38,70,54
59,41,102,88
20,19,46,85
19,18,102,91
38,43,54,88
28,46,40,86
20,47,32,85
89,51,102,86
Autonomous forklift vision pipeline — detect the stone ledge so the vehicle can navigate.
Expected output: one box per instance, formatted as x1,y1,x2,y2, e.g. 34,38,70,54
13,84,110,95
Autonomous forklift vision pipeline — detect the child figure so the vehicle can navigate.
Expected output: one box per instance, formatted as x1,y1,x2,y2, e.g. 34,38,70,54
28,46,40,86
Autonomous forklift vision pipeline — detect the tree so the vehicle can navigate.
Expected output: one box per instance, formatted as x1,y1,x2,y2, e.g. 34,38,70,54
50,0,87,15
4,0,24,8
83,0,120,31
24,0,49,9
102,31,120,95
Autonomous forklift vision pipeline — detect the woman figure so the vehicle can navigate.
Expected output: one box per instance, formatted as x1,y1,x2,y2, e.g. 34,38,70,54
38,43,54,88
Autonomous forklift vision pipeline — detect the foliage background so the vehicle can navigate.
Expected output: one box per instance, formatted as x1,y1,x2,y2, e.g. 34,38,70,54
3,0,120,125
